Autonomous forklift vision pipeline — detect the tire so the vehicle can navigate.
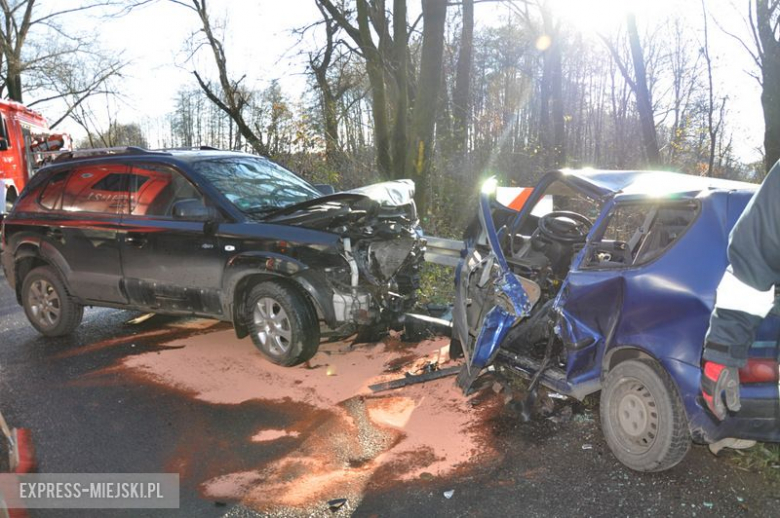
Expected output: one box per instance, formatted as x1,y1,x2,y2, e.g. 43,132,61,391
600,359,691,472
245,280,320,366
21,266,83,337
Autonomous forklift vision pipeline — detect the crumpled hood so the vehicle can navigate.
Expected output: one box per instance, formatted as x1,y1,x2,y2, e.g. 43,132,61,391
264,179,418,232
345,179,415,207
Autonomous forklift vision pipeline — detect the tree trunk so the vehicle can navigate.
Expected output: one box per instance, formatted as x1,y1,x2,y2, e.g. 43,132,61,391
6,64,22,102
323,90,340,162
357,0,393,177
626,13,660,165
392,0,409,179
756,0,780,173
408,0,447,217
190,0,267,156
451,0,473,159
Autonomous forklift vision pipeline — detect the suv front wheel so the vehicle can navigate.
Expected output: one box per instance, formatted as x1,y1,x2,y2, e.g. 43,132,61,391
22,266,84,336
245,280,320,366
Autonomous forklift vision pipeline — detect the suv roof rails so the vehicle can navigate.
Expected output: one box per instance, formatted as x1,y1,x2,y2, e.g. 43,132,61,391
150,146,224,152
52,146,168,162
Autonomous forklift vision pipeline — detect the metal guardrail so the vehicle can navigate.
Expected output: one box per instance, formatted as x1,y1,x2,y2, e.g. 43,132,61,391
423,235,463,267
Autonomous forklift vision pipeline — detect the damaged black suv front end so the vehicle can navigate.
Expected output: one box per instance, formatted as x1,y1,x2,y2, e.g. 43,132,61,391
260,179,425,333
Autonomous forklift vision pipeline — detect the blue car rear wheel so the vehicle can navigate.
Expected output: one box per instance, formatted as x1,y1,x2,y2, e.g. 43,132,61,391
601,359,691,472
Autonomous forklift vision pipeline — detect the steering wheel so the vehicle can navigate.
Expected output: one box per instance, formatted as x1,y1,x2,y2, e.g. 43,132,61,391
538,211,593,243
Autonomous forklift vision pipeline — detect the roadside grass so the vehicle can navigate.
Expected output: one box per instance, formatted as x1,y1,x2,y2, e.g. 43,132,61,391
728,443,780,481
418,263,455,306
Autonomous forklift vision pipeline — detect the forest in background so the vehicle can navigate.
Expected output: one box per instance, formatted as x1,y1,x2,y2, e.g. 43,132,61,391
2,0,779,236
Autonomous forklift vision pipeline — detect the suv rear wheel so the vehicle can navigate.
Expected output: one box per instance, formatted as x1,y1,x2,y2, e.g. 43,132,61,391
600,358,691,472
22,266,84,336
246,280,319,366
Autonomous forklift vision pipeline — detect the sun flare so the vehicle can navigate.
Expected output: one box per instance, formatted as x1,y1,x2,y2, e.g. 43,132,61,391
551,0,676,36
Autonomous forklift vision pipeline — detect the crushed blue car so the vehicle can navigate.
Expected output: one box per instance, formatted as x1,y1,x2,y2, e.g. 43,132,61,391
452,170,779,472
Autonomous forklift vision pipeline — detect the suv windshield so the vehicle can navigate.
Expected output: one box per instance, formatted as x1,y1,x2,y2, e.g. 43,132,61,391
191,156,321,214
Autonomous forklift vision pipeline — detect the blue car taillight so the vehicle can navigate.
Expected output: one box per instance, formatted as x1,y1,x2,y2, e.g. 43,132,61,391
739,358,780,384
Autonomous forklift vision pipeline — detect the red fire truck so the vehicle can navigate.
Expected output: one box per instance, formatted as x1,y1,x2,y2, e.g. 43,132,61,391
0,99,71,213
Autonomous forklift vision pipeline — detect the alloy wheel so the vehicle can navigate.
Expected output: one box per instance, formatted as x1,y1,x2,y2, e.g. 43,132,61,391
27,279,61,328
253,297,292,356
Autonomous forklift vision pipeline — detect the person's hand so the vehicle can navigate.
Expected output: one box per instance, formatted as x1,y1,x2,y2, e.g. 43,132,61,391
701,361,741,420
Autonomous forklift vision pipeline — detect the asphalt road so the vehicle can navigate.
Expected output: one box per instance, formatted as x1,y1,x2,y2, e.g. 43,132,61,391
0,271,778,517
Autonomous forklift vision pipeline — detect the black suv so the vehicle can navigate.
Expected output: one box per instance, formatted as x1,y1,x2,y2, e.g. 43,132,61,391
1,148,424,365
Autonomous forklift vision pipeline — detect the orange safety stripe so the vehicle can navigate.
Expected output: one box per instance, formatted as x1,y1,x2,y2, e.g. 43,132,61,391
508,187,534,211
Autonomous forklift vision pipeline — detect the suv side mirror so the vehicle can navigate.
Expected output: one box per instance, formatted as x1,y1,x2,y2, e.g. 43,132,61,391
313,184,335,195
172,198,217,221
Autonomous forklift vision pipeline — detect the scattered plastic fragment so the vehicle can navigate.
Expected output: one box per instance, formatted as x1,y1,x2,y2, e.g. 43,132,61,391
326,365,337,376
126,312,156,325
369,366,460,392
443,490,454,499
328,498,347,512
703,502,713,509
548,392,567,400
736,496,744,503
581,444,593,450
573,412,594,424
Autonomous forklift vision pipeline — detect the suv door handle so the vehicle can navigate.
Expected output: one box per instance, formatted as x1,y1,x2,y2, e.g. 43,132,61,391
125,233,147,247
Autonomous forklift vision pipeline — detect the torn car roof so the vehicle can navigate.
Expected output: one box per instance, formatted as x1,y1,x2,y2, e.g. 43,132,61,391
558,169,758,199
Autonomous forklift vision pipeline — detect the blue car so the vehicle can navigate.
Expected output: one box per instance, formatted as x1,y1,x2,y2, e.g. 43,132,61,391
452,170,779,472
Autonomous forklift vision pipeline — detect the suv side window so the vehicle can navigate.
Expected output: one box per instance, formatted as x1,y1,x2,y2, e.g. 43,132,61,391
38,170,69,210
584,202,699,269
128,164,206,219
60,164,130,215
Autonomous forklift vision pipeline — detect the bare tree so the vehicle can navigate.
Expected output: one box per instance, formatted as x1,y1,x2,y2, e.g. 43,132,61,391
538,0,565,168
749,0,780,172
700,0,726,176
0,0,132,102
601,14,661,165
316,0,395,177
451,0,473,158
625,13,660,165
171,0,267,155
407,0,447,215
316,0,449,215
0,0,132,134
307,2,359,165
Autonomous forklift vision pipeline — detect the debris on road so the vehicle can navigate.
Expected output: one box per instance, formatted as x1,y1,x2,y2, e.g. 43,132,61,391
125,313,156,325
581,444,593,451
443,490,454,499
327,498,347,512
368,365,460,393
